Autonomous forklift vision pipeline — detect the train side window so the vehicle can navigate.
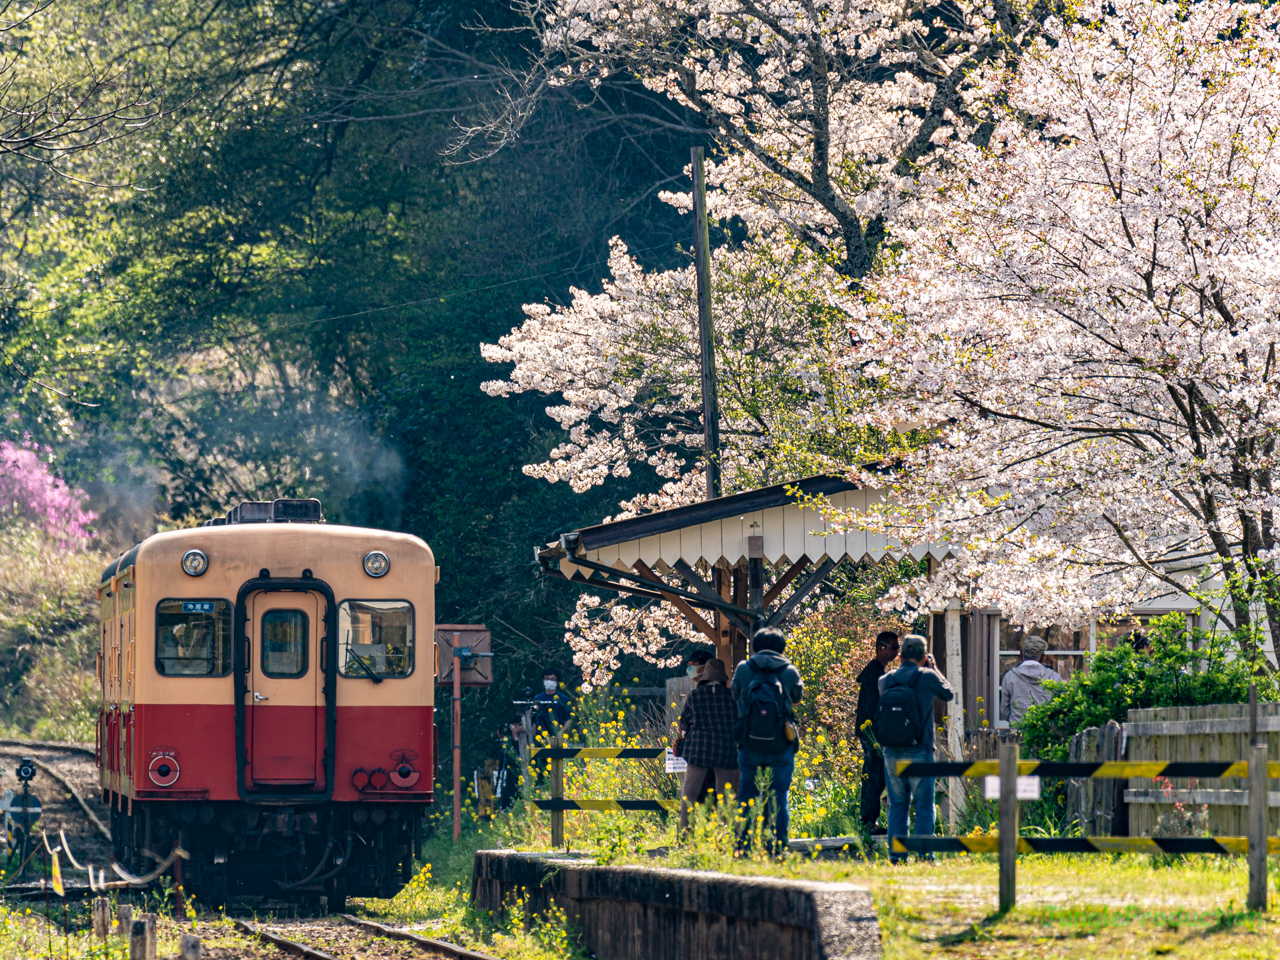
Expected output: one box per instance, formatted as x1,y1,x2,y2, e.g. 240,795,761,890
337,600,414,679
261,609,309,678
155,600,232,677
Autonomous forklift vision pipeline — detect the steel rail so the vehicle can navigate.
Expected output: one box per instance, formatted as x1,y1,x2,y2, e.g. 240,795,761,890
342,914,502,960
233,920,342,960
234,917,502,960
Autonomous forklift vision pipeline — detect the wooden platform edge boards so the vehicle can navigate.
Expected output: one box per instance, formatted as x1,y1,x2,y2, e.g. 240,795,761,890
342,914,503,960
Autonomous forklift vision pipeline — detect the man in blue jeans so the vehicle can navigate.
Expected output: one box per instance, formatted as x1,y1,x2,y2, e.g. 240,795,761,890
878,634,954,862
731,627,803,854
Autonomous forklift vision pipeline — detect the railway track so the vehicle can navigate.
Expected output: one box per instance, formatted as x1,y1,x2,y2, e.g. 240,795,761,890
0,741,113,866
233,916,500,960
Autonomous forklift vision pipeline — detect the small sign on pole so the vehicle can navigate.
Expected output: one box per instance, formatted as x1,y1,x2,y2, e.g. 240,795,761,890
664,748,688,774
984,775,1041,801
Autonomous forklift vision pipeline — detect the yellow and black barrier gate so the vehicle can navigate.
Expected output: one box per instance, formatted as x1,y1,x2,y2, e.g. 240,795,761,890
893,760,1280,779
893,742,1275,913
892,836,1280,856
528,746,674,845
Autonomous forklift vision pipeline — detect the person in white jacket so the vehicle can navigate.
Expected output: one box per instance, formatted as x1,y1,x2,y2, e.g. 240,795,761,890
1000,636,1063,725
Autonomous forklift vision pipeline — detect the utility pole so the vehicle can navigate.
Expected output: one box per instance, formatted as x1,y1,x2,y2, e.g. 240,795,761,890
691,146,721,500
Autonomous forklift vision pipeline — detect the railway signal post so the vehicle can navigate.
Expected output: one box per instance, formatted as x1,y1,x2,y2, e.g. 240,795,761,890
453,638,462,841
436,626,493,844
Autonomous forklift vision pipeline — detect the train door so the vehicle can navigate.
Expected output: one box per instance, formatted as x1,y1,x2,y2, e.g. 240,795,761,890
247,591,325,784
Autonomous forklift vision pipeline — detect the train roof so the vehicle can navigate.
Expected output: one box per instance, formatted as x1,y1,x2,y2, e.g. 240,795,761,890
100,499,430,584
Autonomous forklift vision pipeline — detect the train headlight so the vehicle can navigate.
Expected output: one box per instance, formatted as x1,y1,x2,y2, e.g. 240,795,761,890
363,551,390,578
181,549,209,577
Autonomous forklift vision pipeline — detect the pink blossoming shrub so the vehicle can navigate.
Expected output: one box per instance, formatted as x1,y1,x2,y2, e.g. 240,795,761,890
0,440,96,546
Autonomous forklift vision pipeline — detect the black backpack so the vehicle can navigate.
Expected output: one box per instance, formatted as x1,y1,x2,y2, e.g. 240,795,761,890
875,670,924,748
740,662,791,753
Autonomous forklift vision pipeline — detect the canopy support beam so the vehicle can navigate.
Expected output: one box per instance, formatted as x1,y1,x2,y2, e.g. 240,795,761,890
672,560,753,635
765,557,838,628
632,560,719,644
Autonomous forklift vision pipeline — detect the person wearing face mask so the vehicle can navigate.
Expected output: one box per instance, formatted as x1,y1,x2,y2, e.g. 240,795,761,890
685,649,714,681
531,666,575,738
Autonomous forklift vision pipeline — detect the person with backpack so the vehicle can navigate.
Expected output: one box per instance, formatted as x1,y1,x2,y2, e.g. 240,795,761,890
875,633,954,862
731,627,804,853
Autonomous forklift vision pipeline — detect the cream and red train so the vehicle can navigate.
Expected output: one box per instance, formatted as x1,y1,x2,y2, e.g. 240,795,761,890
96,499,435,907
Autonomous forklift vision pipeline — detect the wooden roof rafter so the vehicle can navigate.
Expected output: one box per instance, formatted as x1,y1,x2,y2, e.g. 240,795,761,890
534,475,953,638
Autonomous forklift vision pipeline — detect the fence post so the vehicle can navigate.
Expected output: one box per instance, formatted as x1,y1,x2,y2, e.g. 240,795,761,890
998,741,1019,912
92,897,110,939
1249,741,1268,911
141,912,158,960
551,734,565,850
181,933,202,960
129,921,147,960
116,904,133,939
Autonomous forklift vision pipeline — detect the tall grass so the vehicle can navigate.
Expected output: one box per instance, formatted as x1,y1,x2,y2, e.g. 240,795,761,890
0,522,106,742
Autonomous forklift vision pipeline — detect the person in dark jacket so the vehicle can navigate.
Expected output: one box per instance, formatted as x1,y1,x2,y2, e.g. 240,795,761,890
531,666,574,741
877,634,954,862
855,631,900,833
731,627,804,853
677,657,740,834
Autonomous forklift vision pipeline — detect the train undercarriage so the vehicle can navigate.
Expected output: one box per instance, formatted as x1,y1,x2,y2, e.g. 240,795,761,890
109,799,421,910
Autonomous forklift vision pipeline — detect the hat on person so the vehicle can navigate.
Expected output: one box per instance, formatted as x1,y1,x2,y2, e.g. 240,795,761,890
701,659,729,684
686,649,715,665
901,634,927,660
1021,635,1049,659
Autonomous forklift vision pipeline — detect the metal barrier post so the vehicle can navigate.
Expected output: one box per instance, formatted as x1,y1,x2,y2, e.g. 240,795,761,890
551,735,565,849
998,742,1018,912
1249,742,1268,911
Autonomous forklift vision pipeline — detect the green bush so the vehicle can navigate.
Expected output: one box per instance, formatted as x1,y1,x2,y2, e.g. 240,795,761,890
1018,613,1276,761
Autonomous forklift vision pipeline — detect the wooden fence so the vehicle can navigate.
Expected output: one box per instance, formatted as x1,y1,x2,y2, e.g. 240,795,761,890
1124,703,1280,837
1066,720,1125,835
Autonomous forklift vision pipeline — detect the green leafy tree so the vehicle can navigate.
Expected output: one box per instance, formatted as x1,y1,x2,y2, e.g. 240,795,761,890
1019,614,1276,762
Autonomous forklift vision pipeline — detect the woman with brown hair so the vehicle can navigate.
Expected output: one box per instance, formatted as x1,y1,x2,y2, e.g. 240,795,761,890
677,656,740,834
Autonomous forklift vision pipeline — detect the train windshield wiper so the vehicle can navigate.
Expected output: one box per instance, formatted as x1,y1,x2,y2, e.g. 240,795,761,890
348,651,383,684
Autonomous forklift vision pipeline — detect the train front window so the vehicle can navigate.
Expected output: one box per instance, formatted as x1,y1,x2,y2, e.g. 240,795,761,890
337,600,413,678
155,600,232,676
261,610,309,678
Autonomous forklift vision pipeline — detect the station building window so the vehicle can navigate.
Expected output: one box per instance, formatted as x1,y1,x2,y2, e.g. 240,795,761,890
155,599,232,676
338,600,413,678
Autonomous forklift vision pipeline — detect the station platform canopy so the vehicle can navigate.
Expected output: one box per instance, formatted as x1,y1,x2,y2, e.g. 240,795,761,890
535,475,952,660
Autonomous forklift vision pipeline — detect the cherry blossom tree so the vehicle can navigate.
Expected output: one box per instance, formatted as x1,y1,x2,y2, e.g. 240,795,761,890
466,0,1057,276
842,0,1280,663
482,238,908,494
